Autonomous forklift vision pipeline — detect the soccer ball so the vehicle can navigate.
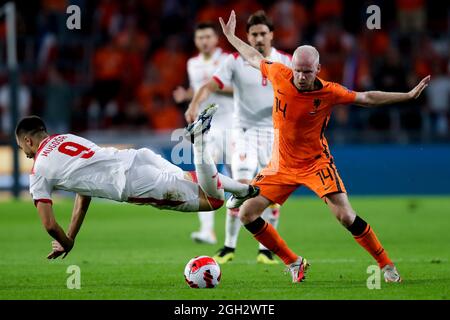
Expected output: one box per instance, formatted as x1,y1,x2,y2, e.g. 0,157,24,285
184,256,221,288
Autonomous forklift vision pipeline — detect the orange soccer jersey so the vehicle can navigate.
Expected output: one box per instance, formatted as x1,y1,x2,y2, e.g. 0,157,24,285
253,60,357,204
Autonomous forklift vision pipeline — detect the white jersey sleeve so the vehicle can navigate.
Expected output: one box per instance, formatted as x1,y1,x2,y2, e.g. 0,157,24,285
213,53,235,89
275,49,292,67
187,60,196,92
30,172,54,204
187,48,234,130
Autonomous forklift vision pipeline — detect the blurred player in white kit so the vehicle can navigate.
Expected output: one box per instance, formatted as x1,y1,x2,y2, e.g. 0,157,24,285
173,22,234,245
15,109,258,259
185,11,291,264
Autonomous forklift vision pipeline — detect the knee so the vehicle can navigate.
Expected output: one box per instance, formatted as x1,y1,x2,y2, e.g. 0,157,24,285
239,209,254,225
334,208,356,227
239,206,263,225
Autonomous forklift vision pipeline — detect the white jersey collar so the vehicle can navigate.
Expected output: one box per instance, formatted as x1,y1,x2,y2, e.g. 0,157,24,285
201,47,222,62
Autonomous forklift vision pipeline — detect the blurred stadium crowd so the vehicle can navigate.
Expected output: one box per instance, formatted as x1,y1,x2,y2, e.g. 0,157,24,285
0,0,448,143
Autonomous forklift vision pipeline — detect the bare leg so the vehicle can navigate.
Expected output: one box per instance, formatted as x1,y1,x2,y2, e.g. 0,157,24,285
325,192,394,269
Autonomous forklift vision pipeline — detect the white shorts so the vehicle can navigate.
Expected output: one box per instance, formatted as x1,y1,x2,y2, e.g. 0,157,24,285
231,127,274,181
125,148,200,212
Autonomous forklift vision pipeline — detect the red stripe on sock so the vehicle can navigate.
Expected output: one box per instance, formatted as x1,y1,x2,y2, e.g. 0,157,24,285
189,171,198,183
217,178,223,189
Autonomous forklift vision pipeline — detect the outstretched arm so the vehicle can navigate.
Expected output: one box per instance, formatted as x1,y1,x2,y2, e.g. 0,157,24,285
67,194,91,241
36,201,74,259
219,10,264,70
185,79,220,123
354,75,430,107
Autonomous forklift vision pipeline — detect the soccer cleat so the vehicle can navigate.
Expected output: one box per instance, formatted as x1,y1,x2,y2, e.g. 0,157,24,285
184,103,218,143
382,264,402,283
213,246,235,264
190,231,217,245
226,185,260,209
286,256,309,283
256,250,280,265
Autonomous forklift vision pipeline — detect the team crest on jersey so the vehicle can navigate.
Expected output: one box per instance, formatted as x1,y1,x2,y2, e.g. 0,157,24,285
309,99,321,115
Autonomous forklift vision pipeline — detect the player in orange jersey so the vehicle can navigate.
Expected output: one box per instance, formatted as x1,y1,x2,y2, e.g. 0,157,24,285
220,10,430,283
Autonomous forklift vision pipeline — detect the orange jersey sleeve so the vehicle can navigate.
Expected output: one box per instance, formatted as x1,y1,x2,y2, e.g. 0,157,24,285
330,82,356,105
260,60,290,83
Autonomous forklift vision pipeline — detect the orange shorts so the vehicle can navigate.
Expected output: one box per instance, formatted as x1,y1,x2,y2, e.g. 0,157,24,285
252,157,346,205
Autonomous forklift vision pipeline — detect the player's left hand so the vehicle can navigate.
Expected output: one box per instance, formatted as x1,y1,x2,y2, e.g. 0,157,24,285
173,86,188,103
409,75,431,99
219,10,236,38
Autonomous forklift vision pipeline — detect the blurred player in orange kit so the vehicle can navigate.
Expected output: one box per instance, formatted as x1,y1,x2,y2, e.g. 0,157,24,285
221,10,431,283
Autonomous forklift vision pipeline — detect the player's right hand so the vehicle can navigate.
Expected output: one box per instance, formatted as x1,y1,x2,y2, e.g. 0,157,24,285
47,248,65,259
173,86,187,103
47,239,73,259
185,104,198,124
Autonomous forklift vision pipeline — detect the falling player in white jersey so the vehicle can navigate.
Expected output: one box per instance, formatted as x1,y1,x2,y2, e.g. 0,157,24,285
173,22,235,245
15,110,258,259
185,11,292,265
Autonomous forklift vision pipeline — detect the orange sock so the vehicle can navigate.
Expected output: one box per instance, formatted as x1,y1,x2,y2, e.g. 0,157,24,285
353,224,393,268
245,217,298,265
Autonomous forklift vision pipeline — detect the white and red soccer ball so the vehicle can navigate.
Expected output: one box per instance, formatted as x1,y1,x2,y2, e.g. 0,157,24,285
184,256,221,288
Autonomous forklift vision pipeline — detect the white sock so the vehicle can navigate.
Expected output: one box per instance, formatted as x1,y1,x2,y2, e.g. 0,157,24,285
258,206,281,250
193,138,224,200
267,205,280,229
224,208,241,248
198,211,214,234
218,173,248,197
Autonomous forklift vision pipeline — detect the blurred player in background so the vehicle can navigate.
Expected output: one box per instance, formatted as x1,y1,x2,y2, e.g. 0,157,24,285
185,11,291,265
15,108,258,259
220,10,430,283
173,22,234,245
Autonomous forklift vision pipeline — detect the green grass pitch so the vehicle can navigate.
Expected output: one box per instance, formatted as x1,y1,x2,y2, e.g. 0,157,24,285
0,196,449,300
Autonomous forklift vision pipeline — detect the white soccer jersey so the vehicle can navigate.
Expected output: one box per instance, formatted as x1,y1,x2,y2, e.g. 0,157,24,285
187,47,234,129
29,134,137,204
213,47,291,129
